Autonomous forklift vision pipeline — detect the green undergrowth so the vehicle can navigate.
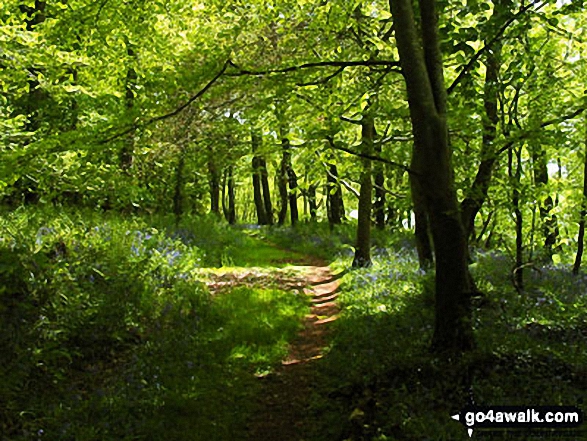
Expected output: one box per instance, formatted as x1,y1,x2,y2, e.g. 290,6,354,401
258,221,395,263
0,206,309,440
149,214,312,267
311,245,587,440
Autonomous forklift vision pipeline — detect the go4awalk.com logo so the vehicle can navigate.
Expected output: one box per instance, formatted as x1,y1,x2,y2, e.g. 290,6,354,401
451,406,583,437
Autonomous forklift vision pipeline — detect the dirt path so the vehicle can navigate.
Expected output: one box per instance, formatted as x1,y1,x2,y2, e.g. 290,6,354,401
198,243,343,440
245,264,341,441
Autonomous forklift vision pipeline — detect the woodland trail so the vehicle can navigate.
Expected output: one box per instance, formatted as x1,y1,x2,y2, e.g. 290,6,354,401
201,251,342,441
245,264,341,441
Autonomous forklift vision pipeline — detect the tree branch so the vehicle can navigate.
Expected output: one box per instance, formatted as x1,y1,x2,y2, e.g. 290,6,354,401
326,136,416,175
340,115,362,125
447,0,546,95
495,106,586,156
226,59,401,77
320,160,360,198
340,179,361,198
297,66,345,87
374,182,406,198
99,60,231,144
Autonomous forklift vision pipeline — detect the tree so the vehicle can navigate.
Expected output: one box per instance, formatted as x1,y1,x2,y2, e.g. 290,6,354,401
326,163,345,227
459,0,508,241
252,131,269,225
573,116,587,275
390,0,474,351
411,172,434,269
373,141,386,230
352,110,375,268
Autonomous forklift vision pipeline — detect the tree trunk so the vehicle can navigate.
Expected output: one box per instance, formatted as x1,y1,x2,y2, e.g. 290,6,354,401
253,158,267,224
222,169,227,218
373,145,386,230
509,146,524,291
308,183,318,221
226,165,236,224
252,132,268,225
386,168,404,228
278,128,298,226
459,0,508,240
327,164,344,227
173,146,185,224
208,156,220,215
474,210,494,246
573,120,587,275
391,0,474,351
222,166,237,224
352,113,375,268
260,157,273,225
277,139,289,226
530,144,560,262
410,170,434,269
287,153,299,226
120,43,136,171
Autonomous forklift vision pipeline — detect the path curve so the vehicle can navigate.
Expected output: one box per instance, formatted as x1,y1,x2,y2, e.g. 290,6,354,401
245,264,341,441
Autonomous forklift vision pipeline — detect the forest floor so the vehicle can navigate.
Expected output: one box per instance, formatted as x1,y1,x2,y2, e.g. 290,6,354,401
200,248,342,441
246,264,340,441
5,212,587,440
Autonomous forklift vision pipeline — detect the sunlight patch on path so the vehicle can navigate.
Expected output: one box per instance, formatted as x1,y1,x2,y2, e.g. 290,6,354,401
246,264,341,441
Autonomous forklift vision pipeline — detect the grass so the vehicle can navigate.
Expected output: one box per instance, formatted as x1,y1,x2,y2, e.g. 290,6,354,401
4,207,586,440
309,245,587,440
135,286,308,441
0,206,309,441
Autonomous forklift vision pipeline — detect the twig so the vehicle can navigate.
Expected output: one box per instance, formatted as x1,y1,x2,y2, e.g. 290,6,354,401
326,136,416,174
447,0,546,95
495,106,586,156
297,67,345,87
226,59,401,77
99,60,232,144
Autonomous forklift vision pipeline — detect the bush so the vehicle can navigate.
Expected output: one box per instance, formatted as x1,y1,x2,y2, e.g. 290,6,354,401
0,207,208,439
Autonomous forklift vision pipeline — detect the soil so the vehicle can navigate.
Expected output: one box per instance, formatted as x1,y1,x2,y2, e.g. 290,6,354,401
200,247,343,440
245,264,341,441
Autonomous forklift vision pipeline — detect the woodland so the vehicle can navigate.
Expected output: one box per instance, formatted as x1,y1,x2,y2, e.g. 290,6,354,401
1,0,587,439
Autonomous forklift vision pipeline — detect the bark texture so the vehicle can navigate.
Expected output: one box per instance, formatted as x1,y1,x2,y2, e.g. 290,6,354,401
373,143,386,230
410,171,434,269
252,132,268,225
261,158,274,225
208,156,220,215
224,166,236,224
352,113,375,268
459,4,504,239
278,128,298,226
573,119,587,275
531,143,560,261
509,146,524,291
327,164,345,227
278,137,289,226
391,0,474,351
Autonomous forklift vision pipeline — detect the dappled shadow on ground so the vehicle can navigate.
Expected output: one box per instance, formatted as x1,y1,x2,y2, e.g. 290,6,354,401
246,265,341,441
307,279,587,441
200,265,347,295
